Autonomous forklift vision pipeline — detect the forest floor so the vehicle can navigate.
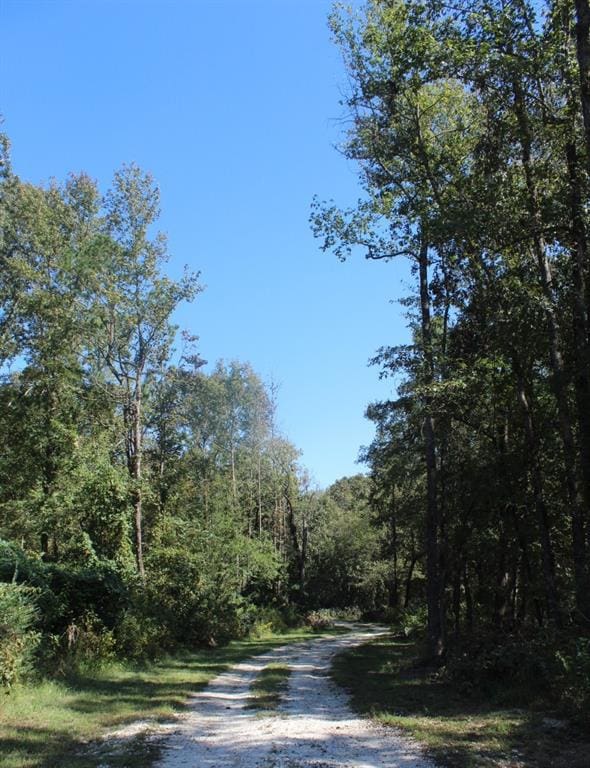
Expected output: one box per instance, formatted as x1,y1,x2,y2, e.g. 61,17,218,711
332,632,590,768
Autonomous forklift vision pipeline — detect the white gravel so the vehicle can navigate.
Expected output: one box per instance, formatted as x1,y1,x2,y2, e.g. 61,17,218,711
155,624,437,768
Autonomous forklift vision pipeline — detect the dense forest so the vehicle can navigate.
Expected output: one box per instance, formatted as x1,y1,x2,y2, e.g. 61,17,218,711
1,0,589,725
312,0,590,712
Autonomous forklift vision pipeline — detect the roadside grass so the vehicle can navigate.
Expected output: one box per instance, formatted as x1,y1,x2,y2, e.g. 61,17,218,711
246,663,291,713
0,627,326,768
331,633,590,768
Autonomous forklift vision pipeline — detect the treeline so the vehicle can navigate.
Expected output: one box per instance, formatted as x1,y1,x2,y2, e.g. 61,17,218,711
314,0,590,712
0,136,386,688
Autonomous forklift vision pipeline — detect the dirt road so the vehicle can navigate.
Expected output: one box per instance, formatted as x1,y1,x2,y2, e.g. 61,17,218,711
156,624,435,768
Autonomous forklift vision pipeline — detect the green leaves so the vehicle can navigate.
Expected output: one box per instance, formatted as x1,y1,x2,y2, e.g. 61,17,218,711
319,0,590,649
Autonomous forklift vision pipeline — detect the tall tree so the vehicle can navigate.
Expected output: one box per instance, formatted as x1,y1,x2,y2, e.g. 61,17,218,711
93,164,201,578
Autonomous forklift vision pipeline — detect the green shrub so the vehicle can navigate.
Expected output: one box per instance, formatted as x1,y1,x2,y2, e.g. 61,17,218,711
58,611,117,672
43,562,129,633
553,636,590,718
336,606,362,621
445,630,590,718
247,605,303,638
0,540,45,586
144,543,255,647
447,632,545,697
305,609,335,630
42,612,118,674
397,605,427,637
115,609,172,660
0,540,129,636
0,583,41,690
283,604,304,627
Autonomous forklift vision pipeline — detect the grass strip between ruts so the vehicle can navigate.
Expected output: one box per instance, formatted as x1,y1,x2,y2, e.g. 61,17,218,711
246,663,291,713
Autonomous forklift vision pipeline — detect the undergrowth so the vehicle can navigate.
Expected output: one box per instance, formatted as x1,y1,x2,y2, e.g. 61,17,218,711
331,631,590,768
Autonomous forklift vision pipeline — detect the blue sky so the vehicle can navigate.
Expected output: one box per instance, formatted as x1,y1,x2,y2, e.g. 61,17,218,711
1,0,411,488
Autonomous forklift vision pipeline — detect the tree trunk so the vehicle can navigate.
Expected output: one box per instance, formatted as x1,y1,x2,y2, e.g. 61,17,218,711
452,561,462,635
513,82,589,622
566,142,590,513
515,373,562,626
132,389,145,580
509,505,544,627
403,543,419,609
389,490,399,608
257,452,263,535
494,524,513,628
463,562,474,632
418,235,445,658
285,492,306,601
231,444,237,508
575,0,590,172
300,514,308,594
